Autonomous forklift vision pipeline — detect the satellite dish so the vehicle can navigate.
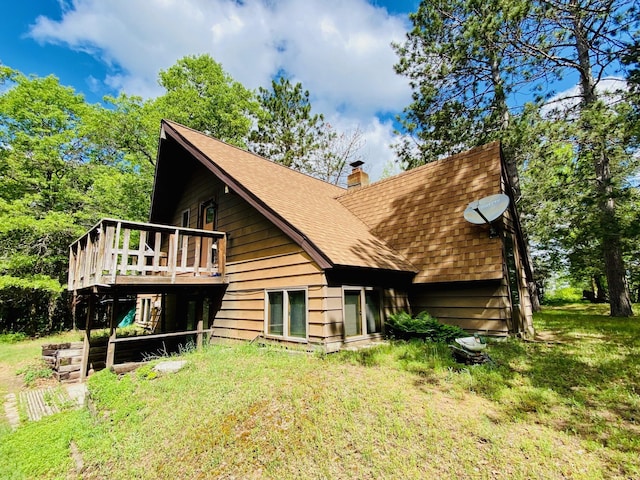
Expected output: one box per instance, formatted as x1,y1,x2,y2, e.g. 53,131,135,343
464,193,510,237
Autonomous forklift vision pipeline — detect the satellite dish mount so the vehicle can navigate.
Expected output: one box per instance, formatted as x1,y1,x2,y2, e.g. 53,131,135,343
463,193,510,238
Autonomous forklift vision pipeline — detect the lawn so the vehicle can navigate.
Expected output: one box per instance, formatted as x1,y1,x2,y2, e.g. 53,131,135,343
0,304,638,479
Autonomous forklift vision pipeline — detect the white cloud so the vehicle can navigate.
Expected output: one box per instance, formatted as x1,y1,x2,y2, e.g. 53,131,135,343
541,77,628,118
28,0,411,176
28,0,412,120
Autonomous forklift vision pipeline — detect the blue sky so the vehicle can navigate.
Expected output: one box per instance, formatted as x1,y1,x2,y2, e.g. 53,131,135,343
1,2,105,104
1,0,423,179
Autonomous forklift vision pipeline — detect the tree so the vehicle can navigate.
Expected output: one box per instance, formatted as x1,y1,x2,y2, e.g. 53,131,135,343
393,0,534,185
514,0,638,316
306,124,364,186
0,67,97,332
250,78,330,168
0,68,155,333
517,102,637,306
86,93,160,170
154,54,260,147
250,77,363,185
396,0,638,316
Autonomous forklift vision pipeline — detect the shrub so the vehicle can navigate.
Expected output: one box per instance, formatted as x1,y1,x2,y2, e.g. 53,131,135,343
386,311,466,343
0,332,28,343
16,360,53,387
0,275,72,336
542,286,584,305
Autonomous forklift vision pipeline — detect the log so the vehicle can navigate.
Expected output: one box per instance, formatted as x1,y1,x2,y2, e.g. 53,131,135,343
58,357,83,367
58,348,84,358
58,364,81,373
42,355,56,364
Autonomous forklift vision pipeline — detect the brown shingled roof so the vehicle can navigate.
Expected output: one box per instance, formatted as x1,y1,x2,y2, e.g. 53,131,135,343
337,142,505,283
160,120,416,272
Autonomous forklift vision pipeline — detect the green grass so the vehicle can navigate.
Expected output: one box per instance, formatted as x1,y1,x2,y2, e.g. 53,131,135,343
0,330,80,410
0,305,638,479
0,330,79,367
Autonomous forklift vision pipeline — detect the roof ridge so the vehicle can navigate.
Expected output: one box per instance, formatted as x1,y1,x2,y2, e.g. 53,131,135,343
335,141,500,200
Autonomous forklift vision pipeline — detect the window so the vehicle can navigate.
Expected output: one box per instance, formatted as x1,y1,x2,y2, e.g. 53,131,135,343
344,291,362,337
343,288,382,338
365,290,382,334
181,209,190,228
266,289,307,340
199,199,216,231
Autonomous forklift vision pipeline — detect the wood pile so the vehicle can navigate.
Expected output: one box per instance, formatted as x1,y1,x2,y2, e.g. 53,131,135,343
42,342,84,383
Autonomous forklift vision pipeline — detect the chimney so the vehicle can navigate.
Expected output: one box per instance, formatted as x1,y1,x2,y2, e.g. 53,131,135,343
347,160,369,189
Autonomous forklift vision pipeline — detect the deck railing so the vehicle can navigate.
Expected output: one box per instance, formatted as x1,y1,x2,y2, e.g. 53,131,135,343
68,218,227,291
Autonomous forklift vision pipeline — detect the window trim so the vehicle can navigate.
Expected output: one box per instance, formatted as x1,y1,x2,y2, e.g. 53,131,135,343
342,286,383,341
264,287,309,343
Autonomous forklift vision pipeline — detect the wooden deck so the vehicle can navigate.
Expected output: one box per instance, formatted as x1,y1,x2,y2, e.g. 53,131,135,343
68,218,227,292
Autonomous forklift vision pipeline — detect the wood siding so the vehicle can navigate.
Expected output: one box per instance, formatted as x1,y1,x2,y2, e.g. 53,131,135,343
167,159,331,347
160,159,417,348
410,282,510,336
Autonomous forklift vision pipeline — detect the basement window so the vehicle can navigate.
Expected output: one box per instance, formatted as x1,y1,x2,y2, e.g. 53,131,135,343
265,289,307,341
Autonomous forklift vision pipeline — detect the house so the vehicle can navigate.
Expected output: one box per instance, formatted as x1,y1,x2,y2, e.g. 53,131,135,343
68,120,534,375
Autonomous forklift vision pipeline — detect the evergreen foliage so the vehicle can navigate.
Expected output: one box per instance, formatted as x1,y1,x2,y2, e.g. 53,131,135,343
386,311,467,343
250,77,361,185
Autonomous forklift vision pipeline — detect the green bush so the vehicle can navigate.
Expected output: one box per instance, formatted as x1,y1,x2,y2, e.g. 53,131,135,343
386,311,466,343
542,286,584,305
0,275,72,336
16,360,53,387
0,332,28,343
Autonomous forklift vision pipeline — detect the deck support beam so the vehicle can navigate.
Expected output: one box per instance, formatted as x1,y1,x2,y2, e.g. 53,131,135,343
106,293,118,369
196,299,204,349
80,294,93,381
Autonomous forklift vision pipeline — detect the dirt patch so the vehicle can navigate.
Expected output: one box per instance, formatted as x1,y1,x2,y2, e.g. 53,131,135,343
533,330,568,344
0,364,23,394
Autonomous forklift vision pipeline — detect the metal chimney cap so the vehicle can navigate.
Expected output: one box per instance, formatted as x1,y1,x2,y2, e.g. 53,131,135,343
350,160,364,169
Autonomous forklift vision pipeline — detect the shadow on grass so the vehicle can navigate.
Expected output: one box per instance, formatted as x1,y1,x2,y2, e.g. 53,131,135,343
487,306,640,453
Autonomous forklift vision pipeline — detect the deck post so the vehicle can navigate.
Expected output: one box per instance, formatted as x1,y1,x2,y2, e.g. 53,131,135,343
196,299,204,349
68,247,76,292
106,293,118,369
217,234,227,277
110,222,121,283
80,294,93,381
171,229,179,283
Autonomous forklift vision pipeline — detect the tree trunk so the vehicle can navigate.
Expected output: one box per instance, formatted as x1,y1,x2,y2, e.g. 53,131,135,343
571,1,634,317
593,274,607,303
602,235,633,316
594,149,633,315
